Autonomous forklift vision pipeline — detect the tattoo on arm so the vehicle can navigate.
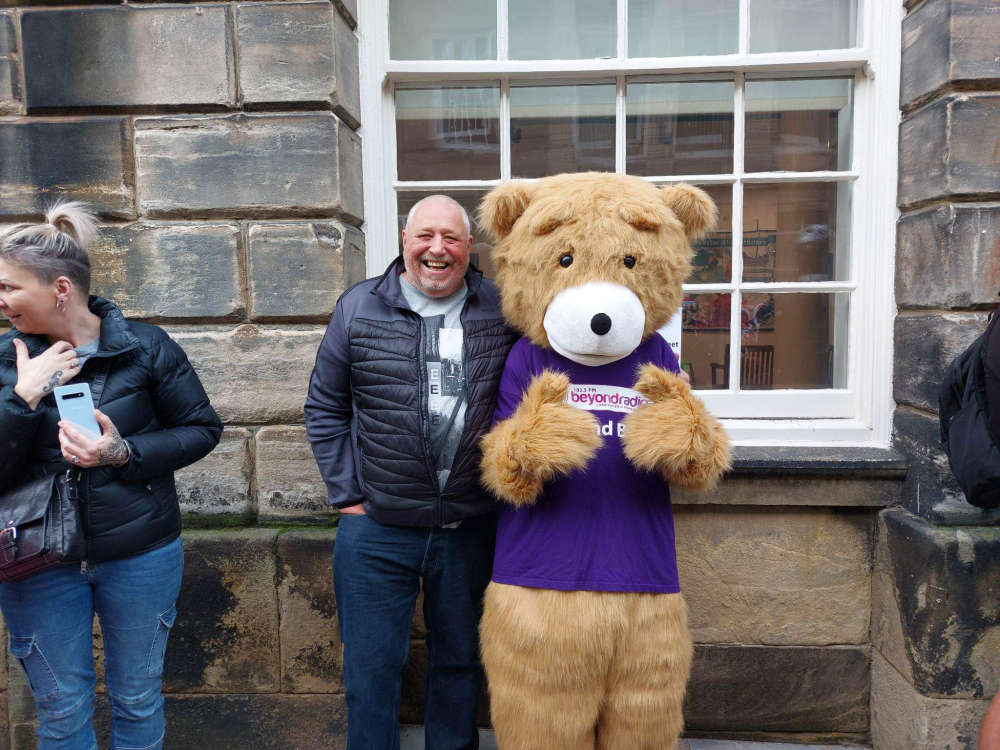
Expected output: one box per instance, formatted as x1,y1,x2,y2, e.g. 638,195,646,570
97,424,130,467
41,371,63,394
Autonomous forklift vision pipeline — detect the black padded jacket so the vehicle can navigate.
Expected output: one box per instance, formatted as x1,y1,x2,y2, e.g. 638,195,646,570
0,297,222,563
304,259,518,526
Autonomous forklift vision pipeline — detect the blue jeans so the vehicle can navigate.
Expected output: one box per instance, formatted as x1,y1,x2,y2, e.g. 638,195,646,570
0,538,183,750
333,512,495,750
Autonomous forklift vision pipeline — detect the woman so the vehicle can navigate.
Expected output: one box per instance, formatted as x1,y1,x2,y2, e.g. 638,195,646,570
0,202,222,750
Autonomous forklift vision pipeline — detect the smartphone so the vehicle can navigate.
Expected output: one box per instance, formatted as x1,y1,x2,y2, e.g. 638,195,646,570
53,383,102,438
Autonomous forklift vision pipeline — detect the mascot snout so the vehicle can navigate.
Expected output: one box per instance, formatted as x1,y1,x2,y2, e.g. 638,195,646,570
542,281,645,366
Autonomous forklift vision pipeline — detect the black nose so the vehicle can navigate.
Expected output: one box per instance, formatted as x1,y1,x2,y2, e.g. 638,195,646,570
590,313,612,336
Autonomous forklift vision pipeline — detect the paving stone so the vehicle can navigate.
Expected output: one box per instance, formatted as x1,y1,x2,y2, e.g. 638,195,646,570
878,507,1000,700
673,475,899,508
899,95,1000,208
165,529,280,693
871,650,987,750
676,507,872,646
0,117,133,219
238,2,360,128
255,426,335,522
893,312,988,412
248,221,347,320
684,644,869,732
90,222,243,321
901,0,1000,107
21,7,233,109
0,11,20,115
276,529,341,692
134,113,363,222
175,426,253,519
897,203,1000,309
164,324,325,424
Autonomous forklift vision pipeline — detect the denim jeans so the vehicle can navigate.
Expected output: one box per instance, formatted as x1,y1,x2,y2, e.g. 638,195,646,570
0,537,183,750
333,512,495,750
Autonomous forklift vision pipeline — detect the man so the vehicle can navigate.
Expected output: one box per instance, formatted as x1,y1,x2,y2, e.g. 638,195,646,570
305,195,517,749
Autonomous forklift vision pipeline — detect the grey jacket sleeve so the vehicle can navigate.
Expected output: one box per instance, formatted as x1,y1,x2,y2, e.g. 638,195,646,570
304,301,364,508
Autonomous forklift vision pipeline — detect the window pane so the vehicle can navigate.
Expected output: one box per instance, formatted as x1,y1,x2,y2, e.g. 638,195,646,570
741,292,849,389
396,86,500,181
629,0,738,57
681,293,732,390
742,182,851,283
510,84,615,178
390,0,497,60
749,0,857,53
744,78,852,172
687,184,733,284
397,190,497,277
626,81,734,176
509,0,615,60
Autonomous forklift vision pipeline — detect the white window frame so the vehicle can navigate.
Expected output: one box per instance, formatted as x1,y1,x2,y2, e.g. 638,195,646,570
356,0,901,447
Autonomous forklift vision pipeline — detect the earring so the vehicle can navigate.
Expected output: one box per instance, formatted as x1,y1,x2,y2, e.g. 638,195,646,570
56,298,65,312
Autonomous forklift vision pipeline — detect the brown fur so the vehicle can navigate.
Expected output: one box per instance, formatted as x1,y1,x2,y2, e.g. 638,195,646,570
481,583,693,750
480,370,602,506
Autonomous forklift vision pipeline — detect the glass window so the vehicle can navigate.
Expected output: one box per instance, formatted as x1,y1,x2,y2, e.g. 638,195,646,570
749,0,857,53
510,83,616,178
681,293,732,390
395,85,500,181
687,184,734,284
629,0,739,58
509,0,616,60
389,0,497,60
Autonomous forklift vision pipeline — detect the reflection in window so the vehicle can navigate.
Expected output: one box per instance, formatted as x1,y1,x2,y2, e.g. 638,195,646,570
629,0,738,57
749,0,857,53
509,0,616,60
389,0,497,60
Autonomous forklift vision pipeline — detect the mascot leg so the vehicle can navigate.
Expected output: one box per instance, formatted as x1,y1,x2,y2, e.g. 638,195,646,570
481,583,609,750
596,593,693,750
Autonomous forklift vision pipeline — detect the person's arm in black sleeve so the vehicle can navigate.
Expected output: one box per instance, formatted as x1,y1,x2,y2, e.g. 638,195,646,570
0,384,46,487
304,301,363,508
117,329,223,481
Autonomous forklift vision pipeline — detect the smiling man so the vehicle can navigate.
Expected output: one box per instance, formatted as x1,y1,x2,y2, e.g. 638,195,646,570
305,195,517,750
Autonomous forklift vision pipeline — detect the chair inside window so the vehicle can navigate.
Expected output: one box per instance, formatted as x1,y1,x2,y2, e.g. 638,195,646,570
710,345,775,389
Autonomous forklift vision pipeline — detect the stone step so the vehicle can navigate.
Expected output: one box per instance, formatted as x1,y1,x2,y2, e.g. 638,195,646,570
399,727,872,750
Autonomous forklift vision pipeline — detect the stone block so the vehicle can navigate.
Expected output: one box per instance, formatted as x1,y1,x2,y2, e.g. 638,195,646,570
276,529,341,692
237,3,360,128
248,221,347,321
894,312,988,411
892,407,1000,524
872,516,916,687
0,118,133,219
255,426,335,522
684,644,869,732
332,0,356,28
21,7,233,109
871,650,987,750
675,507,872,646
134,113,363,222
176,426,253,518
673,475,900,508
0,12,20,115
877,508,1000,700
342,225,367,288
90,223,243,321
899,95,1000,208
901,0,1000,107
164,324,325,424
897,203,1000,309
165,529,280,693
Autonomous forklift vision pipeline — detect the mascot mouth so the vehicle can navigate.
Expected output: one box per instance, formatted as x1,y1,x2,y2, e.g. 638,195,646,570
543,282,645,367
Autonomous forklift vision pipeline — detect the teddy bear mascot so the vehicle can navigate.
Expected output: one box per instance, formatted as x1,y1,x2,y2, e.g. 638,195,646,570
476,172,732,750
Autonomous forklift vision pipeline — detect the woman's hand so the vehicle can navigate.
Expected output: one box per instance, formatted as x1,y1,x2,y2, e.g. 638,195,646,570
59,410,130,468
11,339,82,410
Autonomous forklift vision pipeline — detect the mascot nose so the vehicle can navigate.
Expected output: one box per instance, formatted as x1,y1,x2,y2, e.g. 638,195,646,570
590,313,612,336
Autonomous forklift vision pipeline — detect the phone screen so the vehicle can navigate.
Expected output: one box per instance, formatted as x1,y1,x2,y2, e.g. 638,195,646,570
53,383,102,438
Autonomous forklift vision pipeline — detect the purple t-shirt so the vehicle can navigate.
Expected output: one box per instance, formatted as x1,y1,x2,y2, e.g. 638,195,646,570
492,334,682,593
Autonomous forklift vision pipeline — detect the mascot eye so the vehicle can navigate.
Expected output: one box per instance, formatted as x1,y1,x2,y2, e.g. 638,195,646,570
559,254,574,268
623,255,636,269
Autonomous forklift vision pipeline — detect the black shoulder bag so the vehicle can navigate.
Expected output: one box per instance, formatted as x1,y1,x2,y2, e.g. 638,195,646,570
0,360,111,582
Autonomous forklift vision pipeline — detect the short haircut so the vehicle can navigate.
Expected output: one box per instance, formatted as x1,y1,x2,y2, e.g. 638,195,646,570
405,195,472,237
0,202,98,294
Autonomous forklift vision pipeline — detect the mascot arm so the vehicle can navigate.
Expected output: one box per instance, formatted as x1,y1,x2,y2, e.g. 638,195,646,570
621,364,731,491
480,370,602,506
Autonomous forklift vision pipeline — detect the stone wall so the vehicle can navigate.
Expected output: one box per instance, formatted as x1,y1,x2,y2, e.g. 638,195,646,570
875,0,1000,747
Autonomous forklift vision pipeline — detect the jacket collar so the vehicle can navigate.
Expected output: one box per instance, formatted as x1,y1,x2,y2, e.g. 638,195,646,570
0,296,140,362
372,257,485,310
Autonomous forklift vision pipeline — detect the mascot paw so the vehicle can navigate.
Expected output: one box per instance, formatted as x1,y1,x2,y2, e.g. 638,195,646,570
481,370,602,506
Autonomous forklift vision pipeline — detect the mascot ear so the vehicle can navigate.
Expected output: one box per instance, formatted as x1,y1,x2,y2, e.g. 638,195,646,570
660,183,718,240
479,181,535,240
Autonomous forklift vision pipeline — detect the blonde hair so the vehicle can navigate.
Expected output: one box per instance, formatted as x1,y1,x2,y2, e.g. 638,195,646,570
0,202,98,293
